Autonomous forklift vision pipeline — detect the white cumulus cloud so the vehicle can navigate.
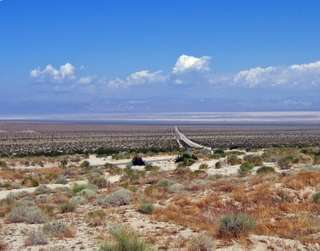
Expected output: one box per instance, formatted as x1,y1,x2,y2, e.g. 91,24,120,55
172,55,211,74
30,63,76,84
107,70,165,88
232,61,320,88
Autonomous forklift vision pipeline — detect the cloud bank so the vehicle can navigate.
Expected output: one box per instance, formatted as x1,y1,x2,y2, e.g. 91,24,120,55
30,56,320,99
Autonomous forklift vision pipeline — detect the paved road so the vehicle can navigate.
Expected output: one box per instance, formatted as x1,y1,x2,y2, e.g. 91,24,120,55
175,126,210,149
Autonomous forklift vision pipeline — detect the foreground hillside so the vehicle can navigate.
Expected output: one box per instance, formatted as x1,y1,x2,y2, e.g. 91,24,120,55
0,147,320,250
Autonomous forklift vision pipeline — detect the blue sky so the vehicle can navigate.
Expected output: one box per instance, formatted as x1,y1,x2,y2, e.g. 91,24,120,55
1,1,320,115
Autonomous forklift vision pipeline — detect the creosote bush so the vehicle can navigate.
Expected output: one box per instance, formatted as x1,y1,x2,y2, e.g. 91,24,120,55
219,213,256,237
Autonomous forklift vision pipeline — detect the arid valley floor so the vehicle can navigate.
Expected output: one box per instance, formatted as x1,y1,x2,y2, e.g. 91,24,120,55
1,122,320,250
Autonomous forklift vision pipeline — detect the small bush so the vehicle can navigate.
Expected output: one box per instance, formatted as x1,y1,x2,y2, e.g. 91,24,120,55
199,163,208,169
59,202,77,213
87,210,106,227
103,188,132,207
6,206,28,223
131,156,145,166
36,194,49,204
88,173,108,188
243,154,263,166
6,205,48,224
71,183,97,195
227,155,243,165
77,189,97,199
21,177,39,187
168,183,185,193
278,156,294,169
215,162,222,169
80,160,90,168
187,234,215,251
34,185,51,195
55,177,68,185
256,166,275,175
238,162,254,175
220,213,256,237
100,225,147,251
139,202,155,214
157,179,175,187
313,192,320,204
26,207,48,224
144,164,159,171
92,168,104,175
43,221,73,237
25,230,48,246
70,196,87,205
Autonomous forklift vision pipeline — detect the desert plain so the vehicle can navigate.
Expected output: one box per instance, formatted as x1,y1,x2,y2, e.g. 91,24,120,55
0,122,320,250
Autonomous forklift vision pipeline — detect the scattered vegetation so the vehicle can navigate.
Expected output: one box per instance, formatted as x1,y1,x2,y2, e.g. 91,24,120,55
100,225,148,251
219,213,256,237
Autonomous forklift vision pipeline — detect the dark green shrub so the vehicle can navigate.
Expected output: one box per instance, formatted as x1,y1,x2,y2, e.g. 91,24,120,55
131,156,145,166
238,162,254,175
139,202,155,214
313,192,320,204
220,213,256,237
243,154,263,166
71,183,97,195
256,166,275,175
80,160,90,169
21,177,39,187
215,162,221,169
278,156,294,169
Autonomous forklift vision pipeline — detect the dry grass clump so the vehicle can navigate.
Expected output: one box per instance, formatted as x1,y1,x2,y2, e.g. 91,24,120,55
282,170,320,189
100,224,148,251
187,234,215,251
87,210,106,226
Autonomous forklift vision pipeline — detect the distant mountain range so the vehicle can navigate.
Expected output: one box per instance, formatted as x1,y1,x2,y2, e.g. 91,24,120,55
1,96,319,116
